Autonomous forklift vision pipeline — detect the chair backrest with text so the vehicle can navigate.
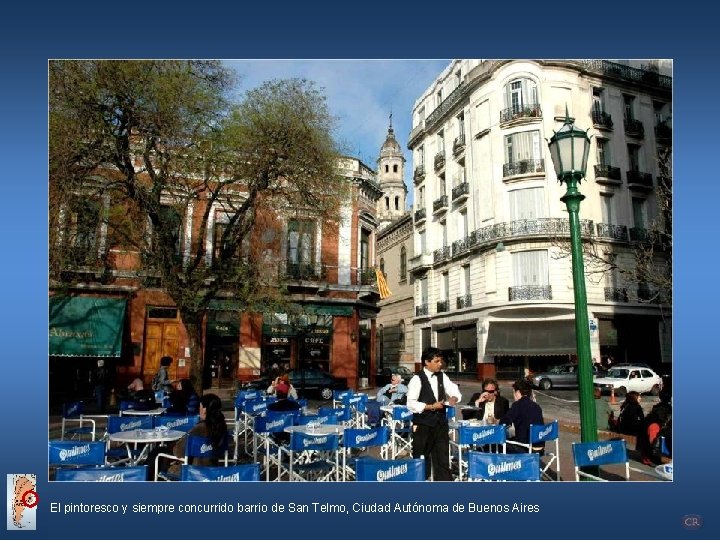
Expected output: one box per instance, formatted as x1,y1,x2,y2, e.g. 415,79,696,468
468,452,540,481
355,458,425,481
571,439,630,481
49,441,106,468
56,465,147,482
181,464,259,482
154,415,200,432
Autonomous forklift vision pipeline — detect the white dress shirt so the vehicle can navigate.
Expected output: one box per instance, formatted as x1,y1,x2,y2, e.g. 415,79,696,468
406,368,462,414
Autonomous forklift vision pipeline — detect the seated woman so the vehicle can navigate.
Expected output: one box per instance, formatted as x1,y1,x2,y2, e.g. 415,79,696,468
267,373,298,400
167,379,200,415
149,393,228,479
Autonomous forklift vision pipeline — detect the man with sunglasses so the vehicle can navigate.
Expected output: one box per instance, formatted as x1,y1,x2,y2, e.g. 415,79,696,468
462,378,509,423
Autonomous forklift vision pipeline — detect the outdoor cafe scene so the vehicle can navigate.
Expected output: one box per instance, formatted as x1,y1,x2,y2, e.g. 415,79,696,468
49,352,672,482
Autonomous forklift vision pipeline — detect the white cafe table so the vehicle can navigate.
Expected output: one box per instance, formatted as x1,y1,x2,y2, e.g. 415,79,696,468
108,428,184,465
121,408,167,416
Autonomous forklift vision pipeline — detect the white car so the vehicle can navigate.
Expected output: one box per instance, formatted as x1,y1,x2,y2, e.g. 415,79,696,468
593,366,663,396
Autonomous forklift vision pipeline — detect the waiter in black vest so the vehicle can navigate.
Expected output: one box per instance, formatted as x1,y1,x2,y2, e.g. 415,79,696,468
406,347,462,480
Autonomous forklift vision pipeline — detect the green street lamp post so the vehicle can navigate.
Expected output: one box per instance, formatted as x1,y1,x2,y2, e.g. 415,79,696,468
547,110,598,444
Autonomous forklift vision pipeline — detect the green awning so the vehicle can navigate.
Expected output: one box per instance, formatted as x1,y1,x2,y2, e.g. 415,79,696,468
299,304,353,317
49,297,127,357
485,320,577,356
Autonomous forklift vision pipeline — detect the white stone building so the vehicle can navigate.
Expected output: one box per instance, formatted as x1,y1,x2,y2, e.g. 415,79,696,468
407,59,672,380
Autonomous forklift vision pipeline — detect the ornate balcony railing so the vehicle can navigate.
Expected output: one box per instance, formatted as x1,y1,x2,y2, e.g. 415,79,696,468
503,158,545,178
434,152,446,171
655,123,672,144
629,227,650,242
414,207,426,223
282,261,327,281
508,285,552,301
452,237,468,257
425,81,467,130
594,164,621,182
437,300,450,313
359,267,377,286
453,134,466,156
500,103,542,123
624,118,644,138
451,182,469,201
416,303,429,317
433,245,451,264
626,170,653,189
456,294,472,309
579,60,672,89
433,195,448,213
605,287,629,302
413,164,426,184
596,223,629,241
591,110,613,129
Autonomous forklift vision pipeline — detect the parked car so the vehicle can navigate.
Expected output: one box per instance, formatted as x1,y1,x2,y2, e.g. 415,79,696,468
527,363,604,390
242,368,348,400
375,366,414,387
593,366,663,396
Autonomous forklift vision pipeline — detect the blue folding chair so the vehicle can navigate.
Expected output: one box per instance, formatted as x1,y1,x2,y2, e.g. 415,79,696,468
181,464,260,482
506,420,560,480
118,400,137,415
381,406,414,458
318,406,352,424
342,426,391,480
254,413,295,481
450,424,507,481
355,458,425,481
155,434,229,481
660,436,671,458
467,452,540,481
284,431,341,482
299,413,338,426
342,393,368,427
56,465,147,482
105,415,153,464
571,439,630,481
333,389,353,408
49,441,107,469
234,398,269,460
61,401,97,441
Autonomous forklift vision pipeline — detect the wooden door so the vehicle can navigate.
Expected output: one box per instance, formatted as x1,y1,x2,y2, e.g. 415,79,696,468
143,321,179,381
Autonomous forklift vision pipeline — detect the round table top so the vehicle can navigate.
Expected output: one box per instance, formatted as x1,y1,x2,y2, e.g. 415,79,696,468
122,408,167,416
284,424,343,436
449,419,491,429
655,462,673,480
109,428,185,444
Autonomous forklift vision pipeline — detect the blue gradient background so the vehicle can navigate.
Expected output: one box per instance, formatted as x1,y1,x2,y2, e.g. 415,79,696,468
1,2,716,538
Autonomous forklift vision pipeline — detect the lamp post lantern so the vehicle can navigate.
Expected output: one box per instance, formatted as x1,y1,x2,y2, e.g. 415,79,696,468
547,109,597,444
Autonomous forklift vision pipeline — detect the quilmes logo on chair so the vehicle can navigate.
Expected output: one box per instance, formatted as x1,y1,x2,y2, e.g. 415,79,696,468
200,443,214,453
206,473,240,482
164,418,190,429
377,463,408,481
538,425,553,439
472,429,496,443
355,432,378,444
303,436,328,448
487,459,523,477
587,443,613,461
59,444,91,462
120,420,143,431
97,473,129,482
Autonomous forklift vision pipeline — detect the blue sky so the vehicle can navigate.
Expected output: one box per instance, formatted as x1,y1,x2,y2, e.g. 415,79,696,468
227,59,450,206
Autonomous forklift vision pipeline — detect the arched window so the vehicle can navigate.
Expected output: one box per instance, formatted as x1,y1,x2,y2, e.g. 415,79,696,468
400,246,407,281
385,165,389,173
385,196,389,210
398,319,405,351
395,196,399,210
380,257,385,274
393,164,398,173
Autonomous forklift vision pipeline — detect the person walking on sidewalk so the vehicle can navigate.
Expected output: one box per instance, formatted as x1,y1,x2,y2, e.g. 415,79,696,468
406,347,461,481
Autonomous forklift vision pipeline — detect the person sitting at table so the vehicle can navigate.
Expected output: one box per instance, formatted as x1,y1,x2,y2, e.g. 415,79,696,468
148,393,228,480
166,379,200,415
267,373,299,400
267,382,301,445
376,373,409,405
462,378,509,423
499,379,545,454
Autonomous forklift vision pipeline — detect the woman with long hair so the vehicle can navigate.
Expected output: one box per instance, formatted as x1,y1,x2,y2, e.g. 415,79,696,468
616,391,644,436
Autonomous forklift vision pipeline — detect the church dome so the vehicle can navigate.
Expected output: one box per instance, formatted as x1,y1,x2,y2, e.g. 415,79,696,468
379,126,403,158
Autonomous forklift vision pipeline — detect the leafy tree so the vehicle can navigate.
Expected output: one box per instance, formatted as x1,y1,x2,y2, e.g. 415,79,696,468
49,60,347,392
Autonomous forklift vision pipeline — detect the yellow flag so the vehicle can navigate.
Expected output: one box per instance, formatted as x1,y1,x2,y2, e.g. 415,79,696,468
375,267,392,299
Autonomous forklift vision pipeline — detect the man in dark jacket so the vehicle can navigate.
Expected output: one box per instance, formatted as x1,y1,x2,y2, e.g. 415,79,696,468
500,379,544,453
462,377,509,422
